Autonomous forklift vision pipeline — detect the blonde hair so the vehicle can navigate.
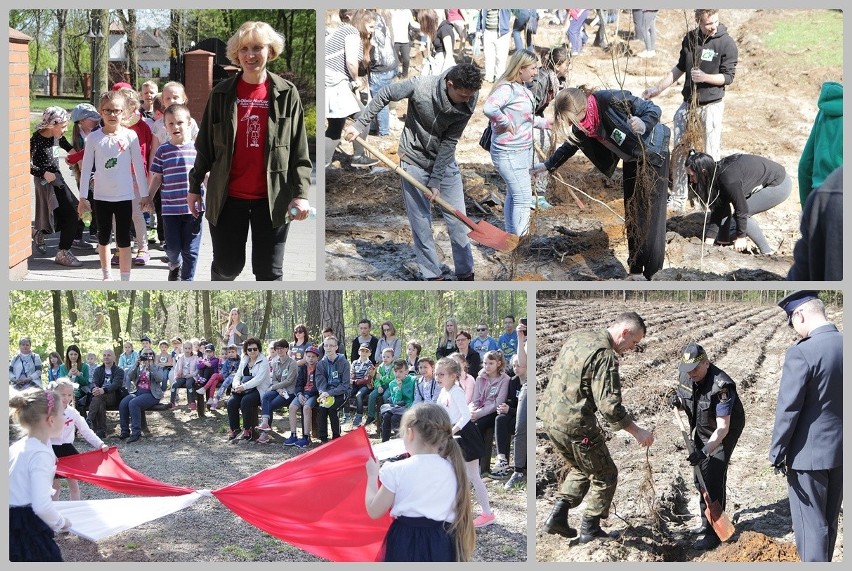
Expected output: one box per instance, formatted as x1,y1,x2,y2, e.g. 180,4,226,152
9,387,62,431
438,318,459,349
50,378,75,394
226,21,285,65
98,90,127,113
448,352,468,372
552,87,592,145
435,356,461,382
117,87,140,111
141,80,158,92
490,48,539,96
161,81,189,105
400,403,474,561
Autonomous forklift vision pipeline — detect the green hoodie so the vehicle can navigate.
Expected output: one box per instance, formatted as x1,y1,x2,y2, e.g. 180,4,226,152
799,81,843,207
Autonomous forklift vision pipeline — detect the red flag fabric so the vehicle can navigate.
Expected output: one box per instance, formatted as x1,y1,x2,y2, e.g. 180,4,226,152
212,427,393,562
55,447,195,496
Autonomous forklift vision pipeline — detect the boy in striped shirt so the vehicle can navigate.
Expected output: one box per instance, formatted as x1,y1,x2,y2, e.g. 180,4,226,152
147,103,205,281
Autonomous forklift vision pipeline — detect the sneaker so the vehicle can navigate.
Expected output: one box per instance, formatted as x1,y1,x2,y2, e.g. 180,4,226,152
111,253,119,266
294,436,311,448
211,399,220,410
227,429,239,441
504,471,526,490
195,387,206,395
473,513,496,528
55,249,82,267
352,414,362,428
351,154,379,168
241,428,254,441
456,272,475,281
168,266,180,281
258,418,271,431
636,49,656,58
189,401,197,411
206,398,214,407
283,434,299,446
489,458,510,479
255,432,271,444
71,239,95,251
364,416,375,426
134,250,150,266
34,231,47,254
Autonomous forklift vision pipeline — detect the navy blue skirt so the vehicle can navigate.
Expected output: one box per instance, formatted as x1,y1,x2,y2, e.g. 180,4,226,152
52,443,79,480
383,515,455,562
9,506,63,561
455,421,487,462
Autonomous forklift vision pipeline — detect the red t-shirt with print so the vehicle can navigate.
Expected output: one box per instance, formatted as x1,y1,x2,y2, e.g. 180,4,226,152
228,78,269,200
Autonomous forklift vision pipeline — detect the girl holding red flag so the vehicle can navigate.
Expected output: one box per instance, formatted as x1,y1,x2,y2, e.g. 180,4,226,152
365,402,475,561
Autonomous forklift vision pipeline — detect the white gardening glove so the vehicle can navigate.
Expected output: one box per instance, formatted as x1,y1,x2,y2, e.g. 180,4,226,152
628,116,646,135
530,162,548,176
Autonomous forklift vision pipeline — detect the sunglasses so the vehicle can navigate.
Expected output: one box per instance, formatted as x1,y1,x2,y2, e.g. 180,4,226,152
246,347,260,352
476,328,487,331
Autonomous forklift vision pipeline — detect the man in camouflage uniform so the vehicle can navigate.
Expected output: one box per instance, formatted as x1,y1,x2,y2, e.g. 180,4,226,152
539,312,655,543
670,342,745,550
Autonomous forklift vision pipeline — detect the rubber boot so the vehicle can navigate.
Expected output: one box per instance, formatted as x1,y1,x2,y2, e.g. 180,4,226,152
324,137,340,168
578,515,619,543
543,499,577,538
693,528,721,551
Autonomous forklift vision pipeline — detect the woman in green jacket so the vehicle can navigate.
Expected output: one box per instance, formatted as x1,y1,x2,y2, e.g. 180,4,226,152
189,20,313,281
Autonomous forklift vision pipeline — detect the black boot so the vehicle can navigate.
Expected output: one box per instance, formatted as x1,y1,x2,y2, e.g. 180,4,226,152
543,499,577,538
693,531,721,550
578,515,619,543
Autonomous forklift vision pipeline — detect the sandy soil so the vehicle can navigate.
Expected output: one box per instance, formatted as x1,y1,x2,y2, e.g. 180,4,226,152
325,9,839,281
534,295,843,562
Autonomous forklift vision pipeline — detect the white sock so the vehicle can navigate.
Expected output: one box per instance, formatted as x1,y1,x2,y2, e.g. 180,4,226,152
120,271,131,281
102,268,112,280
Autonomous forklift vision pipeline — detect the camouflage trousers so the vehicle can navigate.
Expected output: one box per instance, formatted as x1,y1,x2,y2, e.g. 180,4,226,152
546,428,618,518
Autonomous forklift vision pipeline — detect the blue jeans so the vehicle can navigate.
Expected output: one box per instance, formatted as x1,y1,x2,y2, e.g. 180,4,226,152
400,160,473,279
367,386,384,419
163,214,202,280
119,391,160,437
261,390,295,421
491,146,533,236
171,377,194,404
369,69,396,136
351,385,370,414
567,10,588,53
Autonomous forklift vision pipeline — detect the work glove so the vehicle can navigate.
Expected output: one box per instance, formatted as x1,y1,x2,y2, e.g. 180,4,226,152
687,449,706,466
628,116,646,135
773,463,787,476
530,162,548,176
667,393,681,409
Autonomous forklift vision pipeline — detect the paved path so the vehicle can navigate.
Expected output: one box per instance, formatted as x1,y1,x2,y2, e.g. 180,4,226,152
18,147,317,282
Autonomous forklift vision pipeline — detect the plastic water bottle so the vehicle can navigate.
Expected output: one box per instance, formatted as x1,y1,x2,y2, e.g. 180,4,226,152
287,206,316,222
81,210,92,228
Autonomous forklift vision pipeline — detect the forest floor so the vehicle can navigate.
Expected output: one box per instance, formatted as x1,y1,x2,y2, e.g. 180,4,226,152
48,406,526,562
534,295,843,562
325,9,840,282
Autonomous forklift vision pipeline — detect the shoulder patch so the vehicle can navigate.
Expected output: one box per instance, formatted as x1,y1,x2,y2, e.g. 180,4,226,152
717,387,730,402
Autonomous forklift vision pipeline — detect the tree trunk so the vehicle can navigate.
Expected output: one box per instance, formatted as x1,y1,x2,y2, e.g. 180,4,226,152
52,291,65,357
125,290,137,337
157,292,169,340
307,290,321,341
65,290,80,345
141,291,151,335
108,290,123,355
96,9,109,94
258,291,273,341
321,291,345,349
202,291,213,343
54,10,68,94
127,10,137,86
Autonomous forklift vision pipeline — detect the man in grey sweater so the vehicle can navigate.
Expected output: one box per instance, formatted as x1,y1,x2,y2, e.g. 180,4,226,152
344,64,482,280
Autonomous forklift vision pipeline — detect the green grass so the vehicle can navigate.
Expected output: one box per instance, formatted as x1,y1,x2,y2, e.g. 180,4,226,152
765,10,843,68
304,104,316,139
31,95,89,113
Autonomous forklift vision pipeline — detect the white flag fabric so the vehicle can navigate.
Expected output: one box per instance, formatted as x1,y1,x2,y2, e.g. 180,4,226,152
370,437,406,461
54,491,207,541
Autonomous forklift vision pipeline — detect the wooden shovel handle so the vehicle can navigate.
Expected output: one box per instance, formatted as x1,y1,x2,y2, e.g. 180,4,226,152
354,136,478,231
534,143,585,209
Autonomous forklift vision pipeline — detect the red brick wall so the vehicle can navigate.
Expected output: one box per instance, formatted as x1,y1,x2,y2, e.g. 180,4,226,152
9,29,32,277
183,49,214,125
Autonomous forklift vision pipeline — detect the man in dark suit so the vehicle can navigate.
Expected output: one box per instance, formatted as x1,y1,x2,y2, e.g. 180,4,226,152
769,291,842,562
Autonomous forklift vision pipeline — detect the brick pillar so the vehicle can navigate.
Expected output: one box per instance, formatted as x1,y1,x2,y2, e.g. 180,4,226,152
49,71,58,96
9,28,33,278
183,49,215,124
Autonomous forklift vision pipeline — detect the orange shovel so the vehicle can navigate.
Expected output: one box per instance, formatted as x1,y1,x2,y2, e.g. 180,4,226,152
355,136,520,253
674,408,736,542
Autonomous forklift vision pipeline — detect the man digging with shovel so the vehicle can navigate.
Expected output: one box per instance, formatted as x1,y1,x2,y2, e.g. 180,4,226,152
670,342,744,550
342,64,483,281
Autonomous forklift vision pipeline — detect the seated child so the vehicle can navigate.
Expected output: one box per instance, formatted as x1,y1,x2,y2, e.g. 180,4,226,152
380,359,416,442
210,344,240,409
285,346,320,448
366,347,395,427
413,357,439,404
349,343,376,427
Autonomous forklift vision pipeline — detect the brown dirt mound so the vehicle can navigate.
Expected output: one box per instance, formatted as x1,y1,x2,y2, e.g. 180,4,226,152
705,531,799,562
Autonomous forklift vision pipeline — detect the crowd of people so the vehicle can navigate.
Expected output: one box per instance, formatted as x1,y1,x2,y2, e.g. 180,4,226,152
327,9,840,281
30,20,312,281
9,312,529,560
